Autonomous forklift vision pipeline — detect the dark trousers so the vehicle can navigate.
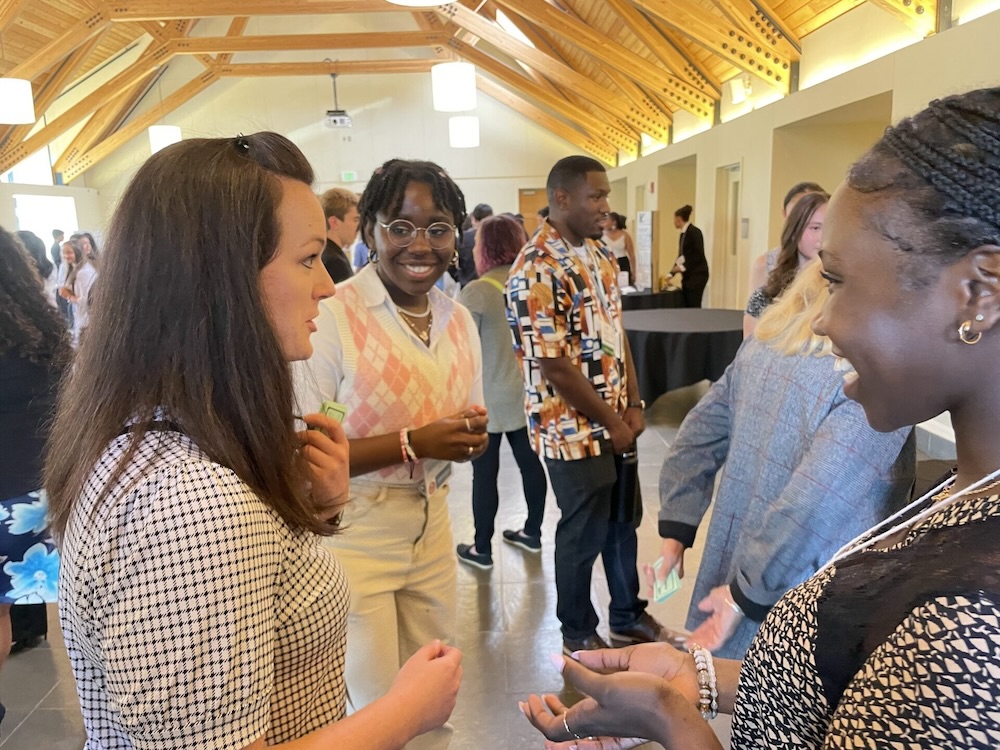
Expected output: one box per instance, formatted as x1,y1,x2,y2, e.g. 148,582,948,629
545,451,646,640
471,428,547,553
682,276,708,308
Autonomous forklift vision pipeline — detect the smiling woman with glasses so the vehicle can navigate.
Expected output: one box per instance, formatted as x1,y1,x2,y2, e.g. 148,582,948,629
300,158,489,750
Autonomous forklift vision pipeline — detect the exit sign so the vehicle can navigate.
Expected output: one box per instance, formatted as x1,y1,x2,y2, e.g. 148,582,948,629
341,170,358,182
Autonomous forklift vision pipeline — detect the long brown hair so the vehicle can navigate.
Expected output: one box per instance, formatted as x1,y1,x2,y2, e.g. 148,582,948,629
763,191,829,300
0,225,71,366
45,132,332,538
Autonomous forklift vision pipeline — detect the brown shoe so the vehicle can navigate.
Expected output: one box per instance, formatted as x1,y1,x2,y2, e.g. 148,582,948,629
562,632,609,656
610,612,688,649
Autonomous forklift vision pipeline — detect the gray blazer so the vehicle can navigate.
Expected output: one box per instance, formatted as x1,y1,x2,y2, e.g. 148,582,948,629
659,336,915,658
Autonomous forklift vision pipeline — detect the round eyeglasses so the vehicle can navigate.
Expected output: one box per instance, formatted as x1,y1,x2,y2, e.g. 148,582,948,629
378,219,457,250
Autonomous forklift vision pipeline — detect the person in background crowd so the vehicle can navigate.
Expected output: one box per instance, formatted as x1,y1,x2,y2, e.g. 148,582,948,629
55,240,79,330
521,85,1000,750
603,212,637,284
746,182,825,294
48,133,461,750
507,155,669,656
72,232,99,263
670,205,709,308
744,191,829,337
655,262,914,658
453,202,492,288
455,214,547,570
320,187,360,284
0,226,69,729
49,229,64,267
303,158,487,750
58,235,97,347
16,230,57,307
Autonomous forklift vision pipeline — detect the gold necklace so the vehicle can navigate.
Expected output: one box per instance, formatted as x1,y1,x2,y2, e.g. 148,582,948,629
931,476,1000,503
399,308,432,346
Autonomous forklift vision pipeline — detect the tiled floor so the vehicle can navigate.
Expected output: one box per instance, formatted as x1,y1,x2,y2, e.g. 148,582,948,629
0,383,733,749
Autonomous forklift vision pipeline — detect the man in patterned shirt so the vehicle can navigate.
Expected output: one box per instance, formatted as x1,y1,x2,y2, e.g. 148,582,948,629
506,155,669,655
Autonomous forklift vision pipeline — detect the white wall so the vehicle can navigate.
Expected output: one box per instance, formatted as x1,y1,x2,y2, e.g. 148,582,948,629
0,183,103,236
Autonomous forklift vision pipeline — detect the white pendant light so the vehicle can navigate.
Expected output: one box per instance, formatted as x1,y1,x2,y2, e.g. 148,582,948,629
386,0,450,6
0,77,35,124
431,61,477,112
148,125,182,154
449,116,479,148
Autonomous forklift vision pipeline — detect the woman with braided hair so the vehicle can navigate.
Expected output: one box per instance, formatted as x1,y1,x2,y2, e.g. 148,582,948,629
301,158,488,750
520,86,1000,749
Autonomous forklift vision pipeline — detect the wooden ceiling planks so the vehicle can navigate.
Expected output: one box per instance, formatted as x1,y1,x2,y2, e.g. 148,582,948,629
0,0,933,180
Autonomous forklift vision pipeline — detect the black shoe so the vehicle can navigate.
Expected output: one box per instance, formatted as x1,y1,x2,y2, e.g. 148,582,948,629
610,611,688,649
562,632,609,656
456,543,493,570
502,529,542,553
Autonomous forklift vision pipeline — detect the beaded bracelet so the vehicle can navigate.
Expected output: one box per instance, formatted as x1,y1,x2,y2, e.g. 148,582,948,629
399,429,418,478
688,642,719,721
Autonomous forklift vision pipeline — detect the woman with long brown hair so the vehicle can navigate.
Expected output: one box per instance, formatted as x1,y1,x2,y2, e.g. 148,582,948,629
0,226,70,726
48,133,461,750
743,191,829,337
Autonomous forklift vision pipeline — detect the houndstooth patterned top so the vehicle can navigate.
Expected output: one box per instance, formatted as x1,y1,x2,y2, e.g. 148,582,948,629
732,491,1000,748
59,429,349,749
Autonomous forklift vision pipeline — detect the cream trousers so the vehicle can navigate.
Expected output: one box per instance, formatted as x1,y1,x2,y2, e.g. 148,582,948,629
324,480,457,750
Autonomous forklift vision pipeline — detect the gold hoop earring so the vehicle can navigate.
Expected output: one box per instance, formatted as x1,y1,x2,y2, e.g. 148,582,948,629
368,248,378,264
958,320,982,345
450,251,459,268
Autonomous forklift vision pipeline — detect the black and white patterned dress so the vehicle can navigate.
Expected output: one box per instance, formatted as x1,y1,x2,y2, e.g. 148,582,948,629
59,429,350,749
732,490,1000,748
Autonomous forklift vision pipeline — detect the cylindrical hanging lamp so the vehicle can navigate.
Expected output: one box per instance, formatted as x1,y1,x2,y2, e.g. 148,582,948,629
148,125,182,154
0,78,36,124
431,61,477,112
386,0,450,6
449,116,480,148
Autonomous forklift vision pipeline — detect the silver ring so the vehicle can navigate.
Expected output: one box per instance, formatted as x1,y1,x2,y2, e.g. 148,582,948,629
562,712,583,740
467,445,473,456
464,417,471,432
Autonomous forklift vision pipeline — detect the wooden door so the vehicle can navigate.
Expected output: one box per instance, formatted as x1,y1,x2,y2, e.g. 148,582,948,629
519,188,548,236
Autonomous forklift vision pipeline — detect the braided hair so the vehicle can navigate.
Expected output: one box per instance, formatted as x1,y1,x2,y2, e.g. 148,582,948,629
848,87,1000,288
358,159,467,255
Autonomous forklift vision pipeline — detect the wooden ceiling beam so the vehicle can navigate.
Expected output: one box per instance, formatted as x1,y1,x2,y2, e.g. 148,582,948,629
437,3,666,142
170,30,449,54
0,31,107,152
7,7,110,81
868,0,937,35
107,1,401,21
0,39,173,175
62,67,220,182
479,2,571,99
513,17,673,131
491,0,709,120
476,74,616,165
631,0,791,91
602,0,720,98
215,16,249,65
447,38,638,156
0,0,28,33
52,72,154,173
713,0,800,57
217,60,438,76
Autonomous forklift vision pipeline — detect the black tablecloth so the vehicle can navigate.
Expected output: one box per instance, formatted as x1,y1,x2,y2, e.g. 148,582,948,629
620,290,685,311
625,309,744,403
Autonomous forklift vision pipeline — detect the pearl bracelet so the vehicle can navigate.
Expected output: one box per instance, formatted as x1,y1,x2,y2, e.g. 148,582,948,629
688,642,719,721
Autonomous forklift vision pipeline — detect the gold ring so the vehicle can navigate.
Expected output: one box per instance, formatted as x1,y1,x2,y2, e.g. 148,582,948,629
464,417,472,432
467,445,473,456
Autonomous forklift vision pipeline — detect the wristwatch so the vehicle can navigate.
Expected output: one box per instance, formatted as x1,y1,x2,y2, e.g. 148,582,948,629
627,400,646,410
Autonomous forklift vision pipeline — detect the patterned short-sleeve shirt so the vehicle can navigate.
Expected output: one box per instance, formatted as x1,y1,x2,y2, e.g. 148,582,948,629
506,221,627,461
59,430,349,749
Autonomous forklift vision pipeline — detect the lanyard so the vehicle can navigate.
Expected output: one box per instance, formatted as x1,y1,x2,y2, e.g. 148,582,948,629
820,467,1000,573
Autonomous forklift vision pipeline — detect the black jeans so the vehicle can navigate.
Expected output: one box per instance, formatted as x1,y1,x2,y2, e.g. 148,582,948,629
545,451,646,640
471,428,547,553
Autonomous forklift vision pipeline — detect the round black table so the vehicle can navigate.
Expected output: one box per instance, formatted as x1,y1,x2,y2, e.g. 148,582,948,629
624,309,744,403
620,289,684,311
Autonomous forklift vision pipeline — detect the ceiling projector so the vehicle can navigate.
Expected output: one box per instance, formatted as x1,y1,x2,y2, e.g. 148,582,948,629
325,109,353,128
